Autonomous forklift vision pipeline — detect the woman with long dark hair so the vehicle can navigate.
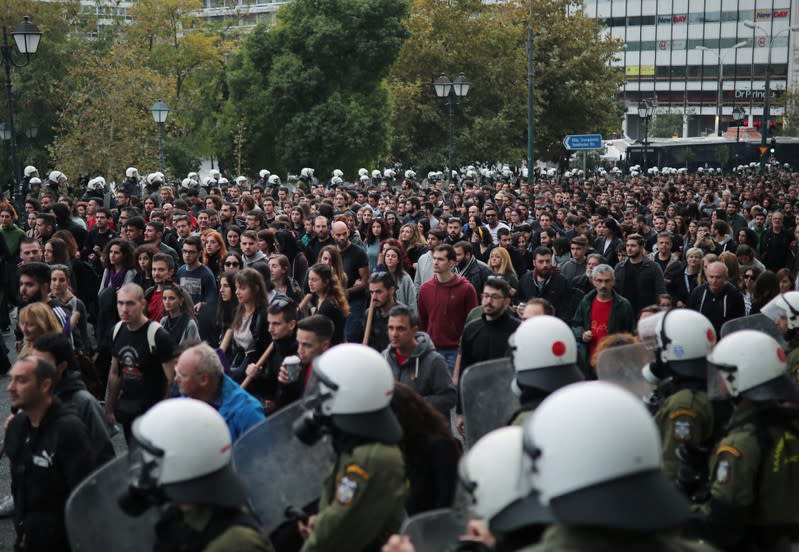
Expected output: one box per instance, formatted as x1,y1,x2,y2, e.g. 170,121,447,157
225,268,270,380
217,271,238,345
133,244,158,292
50,264,90,353
307,263,349,345
365,219,390,271
99,238,136,291
274,229,308,284
269,254,302,302
751,270,780,314
399,223,428,277
390,383,460,516
160,282,200,344
378,245,417,312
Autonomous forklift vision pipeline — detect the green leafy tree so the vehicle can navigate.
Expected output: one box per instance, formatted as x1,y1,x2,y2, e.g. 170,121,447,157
220,0,409,177
387,0,624,171
651,113,684,138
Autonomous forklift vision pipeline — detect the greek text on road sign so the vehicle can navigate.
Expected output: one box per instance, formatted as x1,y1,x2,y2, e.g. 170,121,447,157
563,134,603,150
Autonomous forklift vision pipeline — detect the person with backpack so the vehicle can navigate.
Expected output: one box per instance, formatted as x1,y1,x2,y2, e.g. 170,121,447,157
697,330,799,551
105,283,175,444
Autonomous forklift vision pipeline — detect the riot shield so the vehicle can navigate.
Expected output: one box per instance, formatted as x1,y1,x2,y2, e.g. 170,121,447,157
596,343,656,399
400,508,469,552
720,313,787,347
232,400,334,533
66,454,158,551
461,358,519,450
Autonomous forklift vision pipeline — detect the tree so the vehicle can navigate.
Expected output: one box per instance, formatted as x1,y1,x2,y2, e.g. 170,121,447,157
387,0,624,171
220,0,409,177
651,113,684,138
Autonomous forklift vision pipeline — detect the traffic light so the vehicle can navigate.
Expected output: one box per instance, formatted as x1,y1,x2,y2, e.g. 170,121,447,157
770,138,776,154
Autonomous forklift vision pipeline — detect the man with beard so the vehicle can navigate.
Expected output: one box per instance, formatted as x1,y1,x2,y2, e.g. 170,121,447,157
517,246,572,322
307,216,333,264
572,264,634,373
5,355,96,551
333,221,370,343
454,277,520,435
614,233,666,317
453,241,492,298
17,262,71,348
445,217,465,245
364,272,401,353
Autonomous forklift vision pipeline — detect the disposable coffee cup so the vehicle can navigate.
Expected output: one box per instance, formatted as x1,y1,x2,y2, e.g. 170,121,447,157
284,355,302,382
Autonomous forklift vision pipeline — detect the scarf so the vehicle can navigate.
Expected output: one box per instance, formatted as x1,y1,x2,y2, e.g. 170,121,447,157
162,312,190,341
104,267,127,290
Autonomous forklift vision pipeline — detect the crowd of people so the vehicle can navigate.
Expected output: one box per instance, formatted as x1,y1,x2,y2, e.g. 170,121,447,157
2,162,799,551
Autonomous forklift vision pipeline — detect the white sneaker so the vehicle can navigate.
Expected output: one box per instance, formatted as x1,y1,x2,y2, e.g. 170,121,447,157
0,495,14,517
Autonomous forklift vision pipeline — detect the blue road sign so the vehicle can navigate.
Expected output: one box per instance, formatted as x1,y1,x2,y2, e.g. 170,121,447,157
562,134,603,150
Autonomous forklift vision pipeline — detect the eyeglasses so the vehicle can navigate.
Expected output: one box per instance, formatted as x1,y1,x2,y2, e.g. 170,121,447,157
182,250,198,255
224,261,240,267
481,293,508,301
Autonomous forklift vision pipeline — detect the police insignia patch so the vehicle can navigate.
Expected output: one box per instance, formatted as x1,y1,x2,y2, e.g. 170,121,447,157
336,476,358,505
716,460,730,484
674,420,691,441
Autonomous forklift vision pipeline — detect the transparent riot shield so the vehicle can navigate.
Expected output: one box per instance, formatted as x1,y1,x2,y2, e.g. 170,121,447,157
720,313,787,348
232,400,334,533
66,454,158,551
461,358,519,450
596,343,656,399
400,508,469,552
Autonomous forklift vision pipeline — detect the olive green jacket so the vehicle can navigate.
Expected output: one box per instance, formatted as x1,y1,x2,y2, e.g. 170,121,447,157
655,388,714,481
302,442,407,552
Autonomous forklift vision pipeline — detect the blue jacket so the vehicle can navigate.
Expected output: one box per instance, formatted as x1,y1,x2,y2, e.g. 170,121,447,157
211,375,266,442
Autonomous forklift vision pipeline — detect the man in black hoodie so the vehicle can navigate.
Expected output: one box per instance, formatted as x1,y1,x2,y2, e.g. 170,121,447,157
50,202,87,249
31,332,115,465
688,261,745,335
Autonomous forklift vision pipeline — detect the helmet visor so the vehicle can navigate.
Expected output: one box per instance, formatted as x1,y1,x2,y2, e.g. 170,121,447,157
128,431,165,492
761,294,799,330
707,361,737,400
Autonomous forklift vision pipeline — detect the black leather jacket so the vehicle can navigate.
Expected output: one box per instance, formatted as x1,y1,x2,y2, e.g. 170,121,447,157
229,309,270,382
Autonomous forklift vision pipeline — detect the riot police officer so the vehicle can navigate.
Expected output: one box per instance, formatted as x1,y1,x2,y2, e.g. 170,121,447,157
637,309,724,483
117,398,270,551
700,330,799,550
521,382,714,551
508,315,584,425
761,291,799,376
294,344,406,551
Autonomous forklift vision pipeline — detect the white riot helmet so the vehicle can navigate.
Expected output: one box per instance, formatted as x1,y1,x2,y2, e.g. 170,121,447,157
523,382,690,531
181,178,194,189
330,176,343,187
259,169,270,179
707,330,799,402
24,165,38,178
218,177,229,187
146,172,164,186
404,169,416,180
459,427,550,534
87,176,106,191
359,175,370,184
119,399,247,515
125,167,139,179
301,168,315,179
293,344,402,445
332,169,344,178
267,174,281,186
48,170,67,184
187,171,199,182
637,309,716,381
384,168,396,179
209,169,221,181
761,292,799,330
371,169,381,180
358,168,368,177
509,316,583,395
235,176,248,186
29,177,41,187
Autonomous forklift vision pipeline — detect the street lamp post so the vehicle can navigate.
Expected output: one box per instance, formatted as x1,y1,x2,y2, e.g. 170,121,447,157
434,73,471,173
1,16,42,198
696,41,747,136
637,100,654,169
150,101,169,173
732,106,746,143
744,20,799,173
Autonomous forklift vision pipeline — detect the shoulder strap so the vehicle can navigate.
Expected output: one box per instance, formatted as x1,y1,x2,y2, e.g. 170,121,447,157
112,321,124,342
147,320,161,354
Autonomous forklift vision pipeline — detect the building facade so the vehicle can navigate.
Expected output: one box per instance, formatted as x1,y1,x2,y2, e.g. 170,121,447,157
584,0,799,138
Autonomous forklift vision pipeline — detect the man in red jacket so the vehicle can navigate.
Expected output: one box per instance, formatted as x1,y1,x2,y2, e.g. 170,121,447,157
417,244,478,373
